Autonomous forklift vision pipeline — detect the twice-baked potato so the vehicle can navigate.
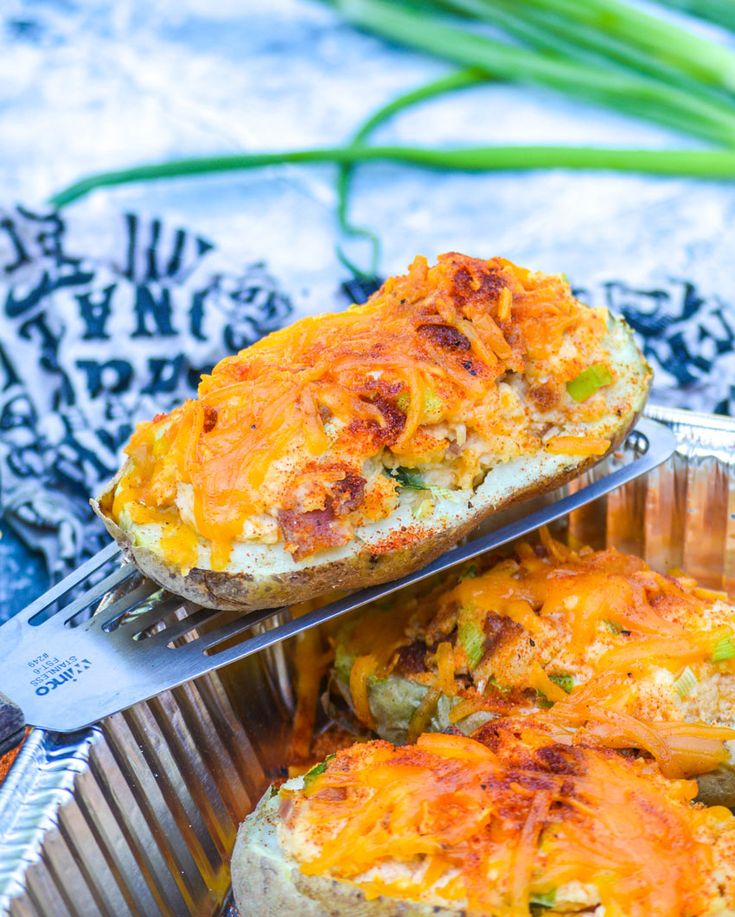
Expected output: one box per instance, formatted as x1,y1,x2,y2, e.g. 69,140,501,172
330,531,735,782
94,253,650,611
232,723,735,917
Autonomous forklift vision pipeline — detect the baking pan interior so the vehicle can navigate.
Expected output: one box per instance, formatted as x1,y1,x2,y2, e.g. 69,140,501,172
1,405,734,917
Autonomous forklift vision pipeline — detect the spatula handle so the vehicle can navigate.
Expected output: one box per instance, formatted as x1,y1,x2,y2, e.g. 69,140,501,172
0,692,25,758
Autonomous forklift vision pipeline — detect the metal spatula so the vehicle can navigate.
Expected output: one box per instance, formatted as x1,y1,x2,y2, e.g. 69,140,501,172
0,418,676,749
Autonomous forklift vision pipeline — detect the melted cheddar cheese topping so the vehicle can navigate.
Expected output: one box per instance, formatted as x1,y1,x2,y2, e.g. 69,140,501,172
338,532,735,776
108,254,629,569
280,726,735,916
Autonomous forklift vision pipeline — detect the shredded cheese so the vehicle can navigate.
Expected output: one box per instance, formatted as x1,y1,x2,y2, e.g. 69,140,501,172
281,723,735,917
110,253,615,567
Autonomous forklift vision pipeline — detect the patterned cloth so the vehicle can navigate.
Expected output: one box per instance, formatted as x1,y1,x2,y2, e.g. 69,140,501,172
0,205,291,620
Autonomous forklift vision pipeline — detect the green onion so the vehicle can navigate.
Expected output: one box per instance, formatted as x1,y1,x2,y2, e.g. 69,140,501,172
337,66,487,276
674,665,698,699
604,618,623,634
656,0,735,32
487,675,511,694
510,0,735,92
712,635,735,662
531,890,557,909
438,0,733,105
49,145,735,209
387,466,430,490
303,753,336,789
461,563,479,580
548,673,574,693
328,0,735,146
566,363,614,402
458,609,486,669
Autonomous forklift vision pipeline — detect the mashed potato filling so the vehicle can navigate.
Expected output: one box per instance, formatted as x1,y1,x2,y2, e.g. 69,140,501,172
109,253,644,571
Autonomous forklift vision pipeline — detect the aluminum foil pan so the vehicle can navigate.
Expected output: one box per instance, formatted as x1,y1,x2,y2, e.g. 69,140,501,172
0,403,734,917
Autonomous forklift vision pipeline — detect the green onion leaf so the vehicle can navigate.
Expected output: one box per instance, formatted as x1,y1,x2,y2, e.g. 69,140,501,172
531,890,557,909
487,675,511,695
549,673,574,694
712,635,735,662
566,363,613,402
303,753,336,789
458,609,486,669
461,563,479,580
603,618,623,634
388,466,430,490
674,665,698,699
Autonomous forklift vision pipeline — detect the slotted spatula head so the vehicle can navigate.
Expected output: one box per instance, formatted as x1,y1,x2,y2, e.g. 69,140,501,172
0,418,676,737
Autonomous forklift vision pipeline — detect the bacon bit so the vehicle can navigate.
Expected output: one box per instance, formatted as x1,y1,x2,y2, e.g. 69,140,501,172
418,322,471,351
394,641,429,676
278,504,349,560
528,381,559,413
545,435,611,456
202,406,218,433
331,472,366,514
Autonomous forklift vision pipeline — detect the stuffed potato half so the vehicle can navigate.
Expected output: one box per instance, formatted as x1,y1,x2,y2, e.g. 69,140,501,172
94,253,650,611
232,725,735,917
329,533,735,789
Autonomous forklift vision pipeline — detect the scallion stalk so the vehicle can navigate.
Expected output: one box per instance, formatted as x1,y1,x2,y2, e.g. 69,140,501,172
656,0,735,32
337,66,487,276
439,0,735,108
328,0,735,146
50,145,735,209
674,665,698,699
517,0,735,91
712,635,735,662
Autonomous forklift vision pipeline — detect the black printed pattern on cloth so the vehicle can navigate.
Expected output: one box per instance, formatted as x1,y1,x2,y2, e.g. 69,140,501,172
0,205,291,615
574,280,735,415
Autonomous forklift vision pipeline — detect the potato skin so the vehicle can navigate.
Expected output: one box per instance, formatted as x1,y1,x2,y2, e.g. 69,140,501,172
92,317,650,612
231,788,461,917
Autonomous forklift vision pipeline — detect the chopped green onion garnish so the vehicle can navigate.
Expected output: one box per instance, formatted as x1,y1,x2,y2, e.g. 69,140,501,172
712,635,735,662
603,618,623,634
458,610,486,669
303,753,336,789
566,363,613,402
423,389,443,420
396,392,410,412
549,673,574,694
461,563,479,580
387,466,430,490
531,890,557,909
674,665,698,699
487,675,511,695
